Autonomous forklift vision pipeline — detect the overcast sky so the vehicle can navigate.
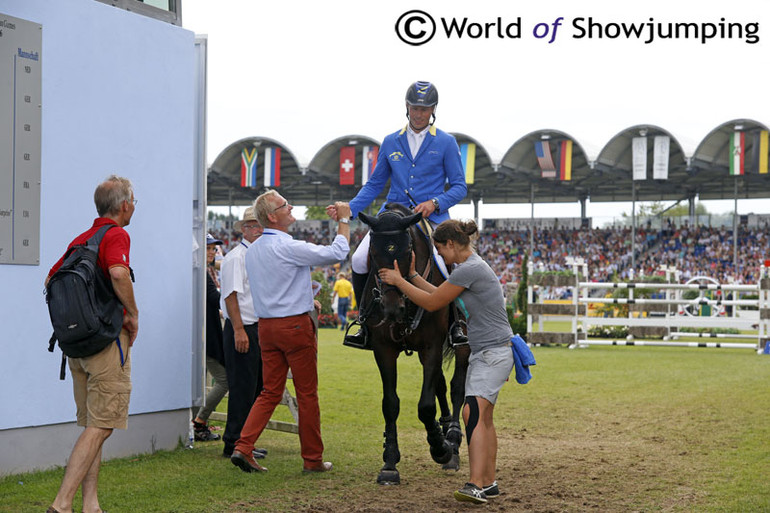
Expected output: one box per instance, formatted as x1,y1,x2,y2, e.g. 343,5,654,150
183,0,769,222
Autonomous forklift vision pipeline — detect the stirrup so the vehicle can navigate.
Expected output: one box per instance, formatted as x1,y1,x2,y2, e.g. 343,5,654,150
449,320,468,346
343,321,370,350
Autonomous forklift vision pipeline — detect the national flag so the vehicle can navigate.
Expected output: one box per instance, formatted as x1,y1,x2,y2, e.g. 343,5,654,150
558,140,572,181
362,145,378,185
752,130,768,174
263,147,281,187
460,143,476,184
730,132,745,176
632,137,647,180
340,146,355,185
653,135,670,180
534,141,556,178
241,148,258,188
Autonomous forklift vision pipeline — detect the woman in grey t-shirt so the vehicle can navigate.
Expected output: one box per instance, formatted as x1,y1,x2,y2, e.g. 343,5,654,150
379,219,514,505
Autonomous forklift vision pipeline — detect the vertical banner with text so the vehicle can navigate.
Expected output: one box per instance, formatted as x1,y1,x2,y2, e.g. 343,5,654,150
0,13,42,265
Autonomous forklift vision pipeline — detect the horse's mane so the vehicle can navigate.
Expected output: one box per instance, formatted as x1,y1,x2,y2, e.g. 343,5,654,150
383,202,413,216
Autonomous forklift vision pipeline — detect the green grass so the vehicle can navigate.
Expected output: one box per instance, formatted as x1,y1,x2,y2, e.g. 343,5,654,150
2,329,769,512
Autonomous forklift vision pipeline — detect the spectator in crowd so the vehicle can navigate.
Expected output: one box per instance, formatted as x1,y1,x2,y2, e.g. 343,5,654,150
46,175,139,513
332,272,353,331
329,80,467,349
230,191,350,474
473,221,765,302
192,233,228,442
219,207,266,459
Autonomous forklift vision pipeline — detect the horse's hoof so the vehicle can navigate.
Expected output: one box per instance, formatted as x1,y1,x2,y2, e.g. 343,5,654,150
442,453,460,471
377,469,401,485
430,441,453,465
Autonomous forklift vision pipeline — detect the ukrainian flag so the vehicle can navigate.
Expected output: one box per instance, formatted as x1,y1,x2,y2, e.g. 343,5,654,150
460,143,475,184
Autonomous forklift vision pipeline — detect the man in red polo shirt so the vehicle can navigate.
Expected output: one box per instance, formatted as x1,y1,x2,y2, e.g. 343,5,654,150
47,175,138,513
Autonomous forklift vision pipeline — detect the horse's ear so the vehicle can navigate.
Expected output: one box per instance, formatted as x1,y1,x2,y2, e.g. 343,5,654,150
358,211,379,229
398,212,423,230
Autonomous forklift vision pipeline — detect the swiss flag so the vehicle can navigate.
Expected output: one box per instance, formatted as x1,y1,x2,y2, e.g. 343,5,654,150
340,146,355,185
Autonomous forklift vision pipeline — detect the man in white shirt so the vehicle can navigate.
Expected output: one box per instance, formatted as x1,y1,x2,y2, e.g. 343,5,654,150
230,191,350,474
219,207,264,458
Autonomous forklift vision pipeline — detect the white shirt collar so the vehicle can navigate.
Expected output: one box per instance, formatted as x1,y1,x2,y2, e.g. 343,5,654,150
407,124,428,138
406,124,429,158
262,228,292,238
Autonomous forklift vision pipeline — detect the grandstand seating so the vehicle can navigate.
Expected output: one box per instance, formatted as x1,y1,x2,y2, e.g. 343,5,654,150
210,221,768,301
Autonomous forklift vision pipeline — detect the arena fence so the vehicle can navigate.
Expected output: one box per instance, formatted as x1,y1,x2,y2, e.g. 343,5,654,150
526,259,770,354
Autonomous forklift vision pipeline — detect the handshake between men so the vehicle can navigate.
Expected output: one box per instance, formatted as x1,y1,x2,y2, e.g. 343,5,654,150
325,202,351,223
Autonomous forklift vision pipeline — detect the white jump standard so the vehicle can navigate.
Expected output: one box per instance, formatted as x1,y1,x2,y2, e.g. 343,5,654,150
526,258,770,354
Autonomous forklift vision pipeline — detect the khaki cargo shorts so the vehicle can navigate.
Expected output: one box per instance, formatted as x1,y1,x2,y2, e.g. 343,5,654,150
69,330,132,429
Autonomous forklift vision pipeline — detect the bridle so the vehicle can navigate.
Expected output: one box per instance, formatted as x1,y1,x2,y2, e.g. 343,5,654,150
369,228,413,295
363,223,434,352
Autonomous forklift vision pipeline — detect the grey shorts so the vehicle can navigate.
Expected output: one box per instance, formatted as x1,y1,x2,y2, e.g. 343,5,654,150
465,343,514,404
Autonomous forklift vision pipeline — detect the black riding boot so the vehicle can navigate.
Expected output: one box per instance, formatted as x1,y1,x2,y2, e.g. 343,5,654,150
343,271,370,350
449,303,468,345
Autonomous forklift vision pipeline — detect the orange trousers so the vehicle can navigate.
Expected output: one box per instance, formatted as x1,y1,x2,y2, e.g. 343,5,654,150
234,313,324,466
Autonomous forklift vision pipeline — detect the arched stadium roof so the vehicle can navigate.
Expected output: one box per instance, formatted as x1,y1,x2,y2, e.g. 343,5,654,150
208,119,770,207
207,137,302,206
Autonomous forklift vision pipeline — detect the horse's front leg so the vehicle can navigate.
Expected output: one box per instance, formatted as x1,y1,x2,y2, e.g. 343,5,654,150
374,344,401,485
418,352,453,465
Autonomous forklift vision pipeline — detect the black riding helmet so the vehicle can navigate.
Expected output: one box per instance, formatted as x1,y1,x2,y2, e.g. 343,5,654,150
405,81,438,125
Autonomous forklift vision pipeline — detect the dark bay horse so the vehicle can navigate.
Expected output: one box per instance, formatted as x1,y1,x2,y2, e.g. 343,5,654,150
357,203,470,485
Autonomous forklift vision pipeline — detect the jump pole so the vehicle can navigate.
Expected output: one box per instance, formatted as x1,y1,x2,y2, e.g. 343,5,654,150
571,265,770,353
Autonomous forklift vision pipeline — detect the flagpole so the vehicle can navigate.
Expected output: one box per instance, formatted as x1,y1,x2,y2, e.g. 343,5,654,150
631,181,636,274
228,189,233,230
529,183,534,257
733,178,738,281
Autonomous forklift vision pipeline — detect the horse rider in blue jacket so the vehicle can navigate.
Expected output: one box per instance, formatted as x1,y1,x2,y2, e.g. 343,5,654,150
329,81,468,349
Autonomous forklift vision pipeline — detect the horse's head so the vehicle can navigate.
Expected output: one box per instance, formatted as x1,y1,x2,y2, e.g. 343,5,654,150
359,205,422,322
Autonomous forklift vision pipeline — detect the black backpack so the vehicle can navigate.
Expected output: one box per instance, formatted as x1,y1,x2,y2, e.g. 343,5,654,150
46,225,128,378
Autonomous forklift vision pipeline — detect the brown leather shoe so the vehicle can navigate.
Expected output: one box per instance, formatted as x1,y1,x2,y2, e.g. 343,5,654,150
231,449,268,473
303,461,333,473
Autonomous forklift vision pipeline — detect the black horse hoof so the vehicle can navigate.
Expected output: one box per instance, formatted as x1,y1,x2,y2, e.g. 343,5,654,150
430,441,453,465
442,453,460,471
377,469,401,485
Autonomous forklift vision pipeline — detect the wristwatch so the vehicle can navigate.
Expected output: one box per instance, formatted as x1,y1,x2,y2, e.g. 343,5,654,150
338,217,350,224
431,198,440,212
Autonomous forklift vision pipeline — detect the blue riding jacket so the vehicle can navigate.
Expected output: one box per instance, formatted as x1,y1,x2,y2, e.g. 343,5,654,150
350,125,467,223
